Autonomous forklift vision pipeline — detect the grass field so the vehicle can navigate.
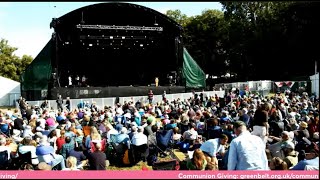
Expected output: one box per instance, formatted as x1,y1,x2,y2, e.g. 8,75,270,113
0,106,14,111
107,161,152,170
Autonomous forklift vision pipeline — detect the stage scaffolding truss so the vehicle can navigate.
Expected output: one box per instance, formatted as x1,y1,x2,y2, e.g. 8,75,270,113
76,24,163,31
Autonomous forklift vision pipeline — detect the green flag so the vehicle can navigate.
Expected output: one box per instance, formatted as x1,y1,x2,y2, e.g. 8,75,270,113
182,47,206,88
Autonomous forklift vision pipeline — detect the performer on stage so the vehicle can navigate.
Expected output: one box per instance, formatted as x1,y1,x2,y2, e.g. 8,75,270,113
75,75,80,87
81,75,87,87
155,77,159,87
68,75,72,87
168,74,173,86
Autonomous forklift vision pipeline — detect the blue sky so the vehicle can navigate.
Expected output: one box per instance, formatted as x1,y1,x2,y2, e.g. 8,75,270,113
0,2,222,57
0,2,222,58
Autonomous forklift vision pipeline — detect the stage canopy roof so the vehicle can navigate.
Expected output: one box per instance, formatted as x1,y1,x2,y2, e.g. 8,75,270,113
21,2,206,100
51,2,184,87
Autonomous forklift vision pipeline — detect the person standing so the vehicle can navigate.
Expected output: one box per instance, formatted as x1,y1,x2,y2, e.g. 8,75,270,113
56,95,64,112
168,75,173,86
40,100,49,110
162,91,167,102
148,90,154,105
251,102,271,144
75,75,80,87
65,97,71,112
227,121,268,170
81,75,87,87
68,75,72,87
155,77,159,87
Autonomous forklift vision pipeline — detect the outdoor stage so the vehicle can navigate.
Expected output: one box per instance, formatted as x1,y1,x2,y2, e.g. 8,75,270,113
50,86,186,99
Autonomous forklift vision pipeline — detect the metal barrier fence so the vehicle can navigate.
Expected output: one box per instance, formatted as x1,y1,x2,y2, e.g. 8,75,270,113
0,93,21,107
25,91,225,110
215,80,274,92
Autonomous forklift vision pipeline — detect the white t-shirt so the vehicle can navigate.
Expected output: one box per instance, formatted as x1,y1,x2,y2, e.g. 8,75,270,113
19,145,39,165
131,132,148,146
68,77,72,85
183,129,198,140
0,146,11,160
37,118,46,128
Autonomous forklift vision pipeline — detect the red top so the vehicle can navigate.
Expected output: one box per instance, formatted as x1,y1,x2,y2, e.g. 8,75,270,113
56,137,65,153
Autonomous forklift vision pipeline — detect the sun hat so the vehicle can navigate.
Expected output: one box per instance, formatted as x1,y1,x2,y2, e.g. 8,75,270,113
299,121,308,128
37,162,52,170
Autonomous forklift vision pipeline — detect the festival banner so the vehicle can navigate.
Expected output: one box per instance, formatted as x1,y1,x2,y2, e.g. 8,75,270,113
0,170,318,179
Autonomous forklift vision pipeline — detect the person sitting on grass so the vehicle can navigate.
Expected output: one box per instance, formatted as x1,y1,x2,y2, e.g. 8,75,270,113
186,148,207,170
87,142,107,170
291,142,319,170
63,156,80,171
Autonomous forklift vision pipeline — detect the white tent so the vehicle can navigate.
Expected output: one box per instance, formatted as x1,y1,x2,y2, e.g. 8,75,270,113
0,76,21,106
310,73,319,97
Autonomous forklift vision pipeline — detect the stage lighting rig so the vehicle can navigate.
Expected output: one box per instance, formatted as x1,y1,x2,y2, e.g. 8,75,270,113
76,24,163,32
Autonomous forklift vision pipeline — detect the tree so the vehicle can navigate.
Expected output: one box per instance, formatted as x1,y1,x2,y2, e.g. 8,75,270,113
0,38,33,81
220,2,319,81
166,9,190,27
165,2,319,83
184,9,228,77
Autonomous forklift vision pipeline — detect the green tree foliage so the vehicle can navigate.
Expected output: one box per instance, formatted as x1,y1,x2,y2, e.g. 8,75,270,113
166,9,190,27
223,1,319,81
167,2,320,83
0,39,33,81
184,10,227,76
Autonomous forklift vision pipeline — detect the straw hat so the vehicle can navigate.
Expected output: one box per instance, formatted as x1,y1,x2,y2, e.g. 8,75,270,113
299,121,308,128
84,115,90,122
37,162,52,170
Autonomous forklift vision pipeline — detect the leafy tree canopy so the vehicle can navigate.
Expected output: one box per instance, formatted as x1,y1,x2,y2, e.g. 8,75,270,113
0,38,33,81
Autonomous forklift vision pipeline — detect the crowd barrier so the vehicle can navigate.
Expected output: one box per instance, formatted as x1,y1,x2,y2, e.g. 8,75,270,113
24,91,225,110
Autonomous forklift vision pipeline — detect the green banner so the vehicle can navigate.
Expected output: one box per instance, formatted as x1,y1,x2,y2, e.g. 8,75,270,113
21,40,52,91
182,47,206,88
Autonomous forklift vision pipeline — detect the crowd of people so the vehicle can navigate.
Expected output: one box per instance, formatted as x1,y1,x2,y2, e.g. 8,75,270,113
0,88,318,171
